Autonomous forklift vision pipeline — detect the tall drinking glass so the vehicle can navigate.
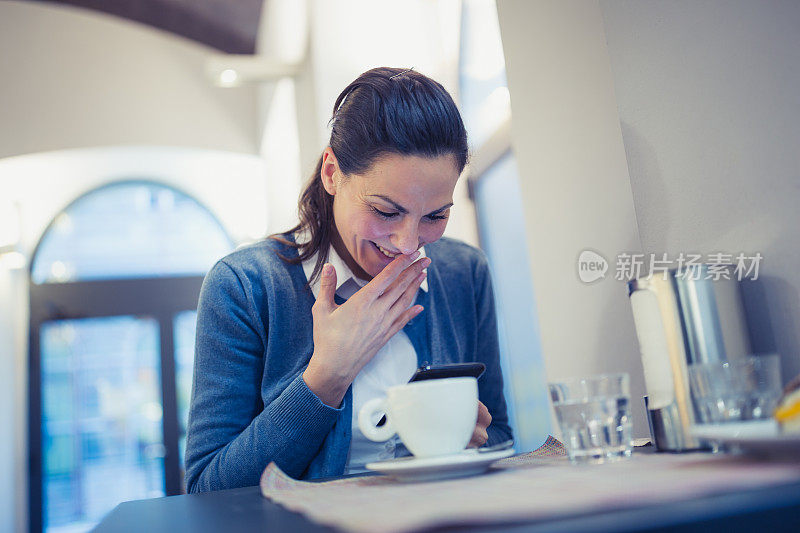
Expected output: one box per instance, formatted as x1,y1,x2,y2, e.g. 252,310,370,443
549,373,633,464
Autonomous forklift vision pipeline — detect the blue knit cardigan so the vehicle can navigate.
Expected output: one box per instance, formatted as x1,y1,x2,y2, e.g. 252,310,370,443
184,235,512,493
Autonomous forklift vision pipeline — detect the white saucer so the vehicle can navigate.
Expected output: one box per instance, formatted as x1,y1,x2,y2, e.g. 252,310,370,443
365,448,514,482
691,419,800,457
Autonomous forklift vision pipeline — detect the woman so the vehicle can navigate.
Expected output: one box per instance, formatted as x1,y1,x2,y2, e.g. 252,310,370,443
185,67,512,493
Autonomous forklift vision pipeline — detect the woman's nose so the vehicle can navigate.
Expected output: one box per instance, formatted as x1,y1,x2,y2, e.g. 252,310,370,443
391,220,419,255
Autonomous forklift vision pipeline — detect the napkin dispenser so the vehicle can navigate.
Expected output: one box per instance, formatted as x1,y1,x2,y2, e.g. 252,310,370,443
628,266,751,451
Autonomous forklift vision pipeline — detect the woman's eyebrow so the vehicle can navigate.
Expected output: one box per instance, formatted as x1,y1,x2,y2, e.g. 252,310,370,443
367,195,453,215
427,203,454,215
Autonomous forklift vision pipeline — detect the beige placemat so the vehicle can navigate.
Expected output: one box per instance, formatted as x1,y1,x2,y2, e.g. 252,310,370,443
260,437,800,533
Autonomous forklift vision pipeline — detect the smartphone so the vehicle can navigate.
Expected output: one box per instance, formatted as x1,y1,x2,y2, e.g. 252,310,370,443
408,362,486,383
376,363,485,427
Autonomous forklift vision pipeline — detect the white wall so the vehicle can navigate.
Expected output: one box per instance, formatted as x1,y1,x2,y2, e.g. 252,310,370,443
496,0,648,435
0,266,27,533
0,1,259,159
496,0,800,445
601,0,800,385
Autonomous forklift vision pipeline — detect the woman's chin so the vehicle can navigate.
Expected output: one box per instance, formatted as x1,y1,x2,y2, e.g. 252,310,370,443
360,260,384,279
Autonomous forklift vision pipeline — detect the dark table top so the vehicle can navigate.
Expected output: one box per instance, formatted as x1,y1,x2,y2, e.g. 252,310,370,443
94,456,800,533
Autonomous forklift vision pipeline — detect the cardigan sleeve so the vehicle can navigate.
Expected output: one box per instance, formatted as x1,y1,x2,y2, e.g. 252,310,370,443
473,253,514,446
184,260,343,493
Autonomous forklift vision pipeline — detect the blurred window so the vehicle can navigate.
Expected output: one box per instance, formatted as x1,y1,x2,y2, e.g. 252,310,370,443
459,0,552,452
459,0,511,149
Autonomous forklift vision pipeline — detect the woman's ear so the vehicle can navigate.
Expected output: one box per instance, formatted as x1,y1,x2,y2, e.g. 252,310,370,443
320,147,339,195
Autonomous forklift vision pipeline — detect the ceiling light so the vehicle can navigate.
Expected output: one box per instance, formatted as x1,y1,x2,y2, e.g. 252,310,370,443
219,69,239,87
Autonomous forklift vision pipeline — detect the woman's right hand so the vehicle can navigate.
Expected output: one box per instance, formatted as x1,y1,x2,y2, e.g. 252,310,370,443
303,252,431,407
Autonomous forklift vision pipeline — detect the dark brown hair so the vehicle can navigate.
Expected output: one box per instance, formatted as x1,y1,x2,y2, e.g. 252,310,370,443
271,67,469,285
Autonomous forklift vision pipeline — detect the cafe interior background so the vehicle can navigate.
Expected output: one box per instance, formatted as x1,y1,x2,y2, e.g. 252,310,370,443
1,0,798,531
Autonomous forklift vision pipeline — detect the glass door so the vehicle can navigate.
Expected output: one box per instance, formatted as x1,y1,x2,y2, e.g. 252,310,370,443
30,277,205,533
41,316,164,531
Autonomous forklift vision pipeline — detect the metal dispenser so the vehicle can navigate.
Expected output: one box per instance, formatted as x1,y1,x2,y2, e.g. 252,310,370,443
628,266,751,451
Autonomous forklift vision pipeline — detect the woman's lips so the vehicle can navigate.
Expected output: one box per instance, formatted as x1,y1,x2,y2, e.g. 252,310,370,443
370,241,422,262
370,241,399,264
375,243,401,258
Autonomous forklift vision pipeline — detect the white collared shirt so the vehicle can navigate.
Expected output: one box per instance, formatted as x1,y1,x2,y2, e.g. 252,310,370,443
300,237,427,473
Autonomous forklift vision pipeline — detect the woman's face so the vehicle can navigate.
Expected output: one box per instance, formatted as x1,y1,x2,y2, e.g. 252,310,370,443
321,149,460,280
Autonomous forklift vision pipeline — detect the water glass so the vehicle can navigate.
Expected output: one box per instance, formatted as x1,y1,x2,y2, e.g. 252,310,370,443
688,354,782,424
549,373,633,464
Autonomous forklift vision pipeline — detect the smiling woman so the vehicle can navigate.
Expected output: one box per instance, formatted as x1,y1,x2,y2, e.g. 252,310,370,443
184,67,513,492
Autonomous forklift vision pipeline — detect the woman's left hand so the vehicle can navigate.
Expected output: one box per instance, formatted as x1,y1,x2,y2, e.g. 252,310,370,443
467,401,492,448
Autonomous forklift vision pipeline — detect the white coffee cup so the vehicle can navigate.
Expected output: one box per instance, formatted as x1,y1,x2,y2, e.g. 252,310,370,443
357,377,478,457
